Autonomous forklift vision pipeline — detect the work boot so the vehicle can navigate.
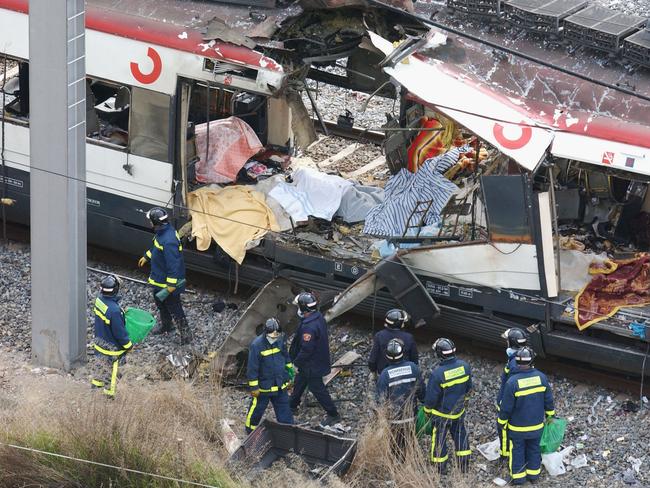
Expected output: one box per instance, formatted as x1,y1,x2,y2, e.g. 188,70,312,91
152,319,175,335
178,317,193,345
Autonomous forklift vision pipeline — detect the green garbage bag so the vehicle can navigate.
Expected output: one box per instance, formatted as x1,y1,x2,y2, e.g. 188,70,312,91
539,417,567,454
286,364,296,381
415,406,433,438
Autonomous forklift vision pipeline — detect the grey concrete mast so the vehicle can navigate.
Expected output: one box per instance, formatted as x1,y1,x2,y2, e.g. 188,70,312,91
29,0,87,370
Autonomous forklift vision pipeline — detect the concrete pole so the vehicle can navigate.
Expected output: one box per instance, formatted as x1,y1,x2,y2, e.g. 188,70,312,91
29,0,87,370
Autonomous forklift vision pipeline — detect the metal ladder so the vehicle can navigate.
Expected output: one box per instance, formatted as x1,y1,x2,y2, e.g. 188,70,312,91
402,199,433,237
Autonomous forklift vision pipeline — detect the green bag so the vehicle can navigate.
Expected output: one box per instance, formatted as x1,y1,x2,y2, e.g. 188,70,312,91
286,364,296,381
539,417,567,454
124,308,156,344
415,406,433,438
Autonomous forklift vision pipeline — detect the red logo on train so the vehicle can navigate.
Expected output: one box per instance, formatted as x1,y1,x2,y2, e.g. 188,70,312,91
492,122,533,150
130,47,162,85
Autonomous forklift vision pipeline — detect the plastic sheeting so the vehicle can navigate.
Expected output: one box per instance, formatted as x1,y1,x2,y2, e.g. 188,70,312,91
195,117,263,184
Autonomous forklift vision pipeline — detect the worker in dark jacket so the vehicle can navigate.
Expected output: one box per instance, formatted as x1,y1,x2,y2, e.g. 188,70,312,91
138,207,191,345
91,275,133,398
245,318,294,434
496,327,528,459
376,339,425,451
424,338,472,473
289,292,340,428
498,346,555,485
369,309,418,376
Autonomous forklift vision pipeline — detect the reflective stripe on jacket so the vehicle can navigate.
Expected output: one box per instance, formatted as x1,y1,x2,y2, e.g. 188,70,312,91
93,294,132,350
247,334,292,394
424,358,472,418
144,224,185,291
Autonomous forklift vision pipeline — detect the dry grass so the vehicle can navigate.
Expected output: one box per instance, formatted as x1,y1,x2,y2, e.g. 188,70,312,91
0,377,242,488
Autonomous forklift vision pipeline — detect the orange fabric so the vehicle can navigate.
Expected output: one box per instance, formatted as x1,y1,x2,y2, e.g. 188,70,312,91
574,255,650,330
407,116,458,173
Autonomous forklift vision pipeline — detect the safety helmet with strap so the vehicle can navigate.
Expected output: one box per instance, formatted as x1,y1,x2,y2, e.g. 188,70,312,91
294,292,318,313
433,337,456,360
515,346,536,366
384,308,408,330
146,207,169,227
502,327,528,349
385,338,405,363
100,274,120,297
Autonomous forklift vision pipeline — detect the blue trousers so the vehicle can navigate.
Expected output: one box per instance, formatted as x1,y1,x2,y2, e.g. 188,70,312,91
497,420,510,457
289,371,338,417
152,288,186,325
245,390,293,433
509,434,542,484
430,416,471,471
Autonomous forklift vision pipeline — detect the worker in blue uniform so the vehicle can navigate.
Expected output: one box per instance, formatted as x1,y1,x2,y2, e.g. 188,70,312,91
376,338,425,451
424,338,472,474
289,292,340,428
498,346,555,485
245,318,294,434
91,275,133,398
368,309,419,376
496,327,529,459
138,207,191,345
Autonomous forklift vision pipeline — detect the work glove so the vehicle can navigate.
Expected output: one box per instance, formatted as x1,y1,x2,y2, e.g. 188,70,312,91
166,286,176,294
250,389,260,398
138,257,148,268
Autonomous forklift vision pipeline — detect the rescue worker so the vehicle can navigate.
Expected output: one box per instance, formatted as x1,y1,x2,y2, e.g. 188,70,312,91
424,338,472,474
496,327,529,459
498,346,555,485
289,292,341,428
376,338,425,451
91,275,133,398
137,207,191,345
368,309,418,376
245,318,294,434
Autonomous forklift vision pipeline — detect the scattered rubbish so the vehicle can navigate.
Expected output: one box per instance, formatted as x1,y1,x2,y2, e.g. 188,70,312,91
579,434,588,441
492,477,508,486
622,468,638,485
322,423,352,435
571,454,589,468
602,450,611,458
628,456,642,474
542,452,566,477
559,446,575,463
642,396,648,404
616,436,626,442
163,353,198,379
477,438,501,461
230,420,356,481
212,300,239,313
587,395,603,424
622,400,640,413
567,416,575,422
340,334,349,343
607,396,613,403
576,442,585,449
323,351,361,385
220,419,242,454
477,463,488,472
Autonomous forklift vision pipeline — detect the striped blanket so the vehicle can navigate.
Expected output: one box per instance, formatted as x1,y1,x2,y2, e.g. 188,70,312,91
363,147,467,237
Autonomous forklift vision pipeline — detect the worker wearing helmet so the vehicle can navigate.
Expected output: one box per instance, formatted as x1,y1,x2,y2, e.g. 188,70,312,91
91,275,133,398
496,327,529,458
424,337,472,474
376,338,425,450
289,292,340,428
138,207,191,345
368,309,418,376
498,347,555,485
245,318,294,434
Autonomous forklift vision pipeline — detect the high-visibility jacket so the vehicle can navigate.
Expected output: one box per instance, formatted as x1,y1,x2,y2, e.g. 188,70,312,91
143,224,185,292
424,358,472,419
368,329,419,374
376,360,424,418
498,368,555,438
247,334,292,395
93,294,132,352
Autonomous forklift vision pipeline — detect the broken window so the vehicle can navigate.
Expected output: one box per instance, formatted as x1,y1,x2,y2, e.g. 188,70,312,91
481,174,533,244
86,78,130,147
129,87,171,162
0,59,29,123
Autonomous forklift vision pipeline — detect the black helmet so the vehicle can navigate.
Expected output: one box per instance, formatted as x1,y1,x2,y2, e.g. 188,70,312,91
385,338,405,363
146,207,169,226
264,317,282,335
294,292,318,313
503,327,528,349
515,346,535,366
385,309,408,330
433,337,456,359
100,274,120,297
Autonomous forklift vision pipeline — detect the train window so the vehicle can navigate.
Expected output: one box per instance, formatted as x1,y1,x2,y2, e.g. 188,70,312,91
0,60,29,124
481,174,534,244
129,87,170,162
86,78,130,147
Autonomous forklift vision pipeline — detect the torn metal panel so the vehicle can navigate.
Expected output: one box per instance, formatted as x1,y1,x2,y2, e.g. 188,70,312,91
213,278,299,376
230,419,356,481
324,271,382,322
201,17,257,49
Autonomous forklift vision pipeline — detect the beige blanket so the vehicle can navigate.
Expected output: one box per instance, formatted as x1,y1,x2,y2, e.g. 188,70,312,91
187,186,279,264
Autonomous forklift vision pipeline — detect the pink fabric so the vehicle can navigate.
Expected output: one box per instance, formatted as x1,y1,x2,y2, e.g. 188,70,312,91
195,116,263,184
